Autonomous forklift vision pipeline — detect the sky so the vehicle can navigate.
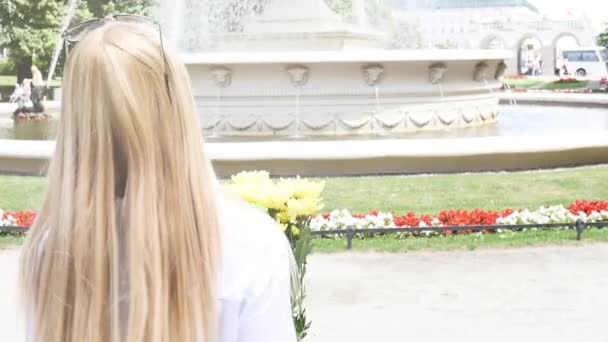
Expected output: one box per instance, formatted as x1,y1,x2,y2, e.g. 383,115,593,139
530,0,608,31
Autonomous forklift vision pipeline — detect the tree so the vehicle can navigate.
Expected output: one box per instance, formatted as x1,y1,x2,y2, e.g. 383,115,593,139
597,23,608,49
0,0,63,83
0,0,154,83
95,0,154,17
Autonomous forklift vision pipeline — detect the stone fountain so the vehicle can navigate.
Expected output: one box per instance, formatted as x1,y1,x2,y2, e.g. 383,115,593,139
5,0,608,178
158,0,511,137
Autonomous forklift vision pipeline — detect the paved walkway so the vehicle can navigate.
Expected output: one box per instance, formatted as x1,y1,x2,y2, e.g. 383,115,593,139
305,245,608,342
2,245,608,341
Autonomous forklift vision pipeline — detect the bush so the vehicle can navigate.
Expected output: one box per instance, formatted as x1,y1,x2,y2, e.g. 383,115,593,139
0,59,16,75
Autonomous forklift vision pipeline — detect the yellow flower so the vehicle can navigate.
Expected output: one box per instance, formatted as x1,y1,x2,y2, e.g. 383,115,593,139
259,186,290,211
230,170,272,185
286,197,324,221
225,182,270,207
277,177,325,200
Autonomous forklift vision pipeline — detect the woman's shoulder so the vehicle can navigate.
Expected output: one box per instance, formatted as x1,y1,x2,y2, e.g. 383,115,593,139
216,194,290,300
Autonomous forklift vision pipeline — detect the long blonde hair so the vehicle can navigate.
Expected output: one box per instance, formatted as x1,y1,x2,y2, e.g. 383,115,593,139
20,22,220,342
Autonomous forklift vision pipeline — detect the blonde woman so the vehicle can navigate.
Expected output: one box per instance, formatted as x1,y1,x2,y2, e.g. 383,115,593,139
19,16,296,342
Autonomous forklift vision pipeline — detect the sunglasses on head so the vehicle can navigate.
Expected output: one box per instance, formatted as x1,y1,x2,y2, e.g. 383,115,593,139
62,15,172,103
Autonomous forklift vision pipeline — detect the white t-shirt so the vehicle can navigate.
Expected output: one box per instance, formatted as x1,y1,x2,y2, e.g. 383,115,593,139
215,195,297,342
26,195,297,342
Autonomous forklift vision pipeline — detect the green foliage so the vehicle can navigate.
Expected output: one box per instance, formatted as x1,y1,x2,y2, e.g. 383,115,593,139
0,0,154,79
0,0,63,61
99,0,155,16
0,59,16,75
287,218,313,340
597,23,608,48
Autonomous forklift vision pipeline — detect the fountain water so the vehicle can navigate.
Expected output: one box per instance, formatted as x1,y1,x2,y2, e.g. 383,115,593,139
352,0,369,31
160,0,509,137
46,0,80,84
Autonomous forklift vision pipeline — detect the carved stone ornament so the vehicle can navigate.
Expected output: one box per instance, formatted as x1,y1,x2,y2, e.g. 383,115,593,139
286,65,310,87
428,63,447,84
362,64,384,86
495,61,507,80
473,62,490,82
210,66,232,88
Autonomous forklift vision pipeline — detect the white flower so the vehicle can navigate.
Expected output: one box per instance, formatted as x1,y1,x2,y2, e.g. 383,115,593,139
0,209,17,227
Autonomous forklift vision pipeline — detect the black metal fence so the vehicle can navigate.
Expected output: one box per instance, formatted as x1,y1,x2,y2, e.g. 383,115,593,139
311,220,608,250
3,220,608,250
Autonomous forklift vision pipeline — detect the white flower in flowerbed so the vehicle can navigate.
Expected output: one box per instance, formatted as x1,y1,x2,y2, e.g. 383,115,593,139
495,205,607,229
310,209,355,231
359,212,395,229
312,205,608,234
0,209,17,227
587,210,608,222
310,209,396,232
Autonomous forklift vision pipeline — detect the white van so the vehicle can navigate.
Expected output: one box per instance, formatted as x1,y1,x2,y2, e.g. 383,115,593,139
558,47,608,77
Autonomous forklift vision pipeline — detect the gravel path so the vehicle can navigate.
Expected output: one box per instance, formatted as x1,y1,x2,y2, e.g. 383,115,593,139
2,245,608,341
305,245,608,342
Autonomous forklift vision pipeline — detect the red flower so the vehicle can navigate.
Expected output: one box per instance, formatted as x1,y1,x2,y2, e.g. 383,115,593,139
5,210,37,227
568,200,608,215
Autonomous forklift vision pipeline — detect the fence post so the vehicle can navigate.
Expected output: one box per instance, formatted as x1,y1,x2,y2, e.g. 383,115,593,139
575,219,585,241
346,227,354,250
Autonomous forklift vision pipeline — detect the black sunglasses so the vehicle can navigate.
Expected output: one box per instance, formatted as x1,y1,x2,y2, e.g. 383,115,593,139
62,15,172,103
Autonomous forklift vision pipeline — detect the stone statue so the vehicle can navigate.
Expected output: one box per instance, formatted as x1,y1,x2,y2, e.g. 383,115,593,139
31,65,44,87
286,65,310,87
9,80,32,113
428,63,447,84
495,61,507,80
473,62,489,82
362,64,384,86
210,66,232,88
10,65,49,119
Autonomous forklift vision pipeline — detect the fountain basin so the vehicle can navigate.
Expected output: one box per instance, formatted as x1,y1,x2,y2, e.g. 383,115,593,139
3,132,608,176
186,49,511,136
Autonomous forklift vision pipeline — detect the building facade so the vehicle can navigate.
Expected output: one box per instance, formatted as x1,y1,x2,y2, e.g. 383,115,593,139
387,0,596,75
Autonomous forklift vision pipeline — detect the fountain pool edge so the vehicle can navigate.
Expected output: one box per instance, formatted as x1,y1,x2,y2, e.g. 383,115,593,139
2,133,608,176
497,92,608,108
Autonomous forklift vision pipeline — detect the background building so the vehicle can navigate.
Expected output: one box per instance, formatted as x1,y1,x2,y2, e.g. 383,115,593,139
385,0,596,75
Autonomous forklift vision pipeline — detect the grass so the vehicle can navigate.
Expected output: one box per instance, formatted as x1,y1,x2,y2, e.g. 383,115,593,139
0,75,61,87
0,75,15,87
503,77,590,90
312,228,608,253
503,77,543,89
319,166,608,215
542,80,588,90
3,166,608,214
3,228,608,252
0,175,46,211
2,166,608,251
0,234,25,250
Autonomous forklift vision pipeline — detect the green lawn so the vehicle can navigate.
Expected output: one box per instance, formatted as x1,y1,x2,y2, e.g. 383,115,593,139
0,234,24,250
503,77,589,90
313,228,608,253
2,166,608,251
542,80,588,90
0,75,15,87
0,75,61,87
319,166,608,215
3,228,607,252
503,77,543,89
3,166,608,214
0,175,46,211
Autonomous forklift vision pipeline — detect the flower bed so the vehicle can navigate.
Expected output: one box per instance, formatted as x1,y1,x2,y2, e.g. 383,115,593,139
311,200,608,233
3,201,608,234
0,210,35,227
